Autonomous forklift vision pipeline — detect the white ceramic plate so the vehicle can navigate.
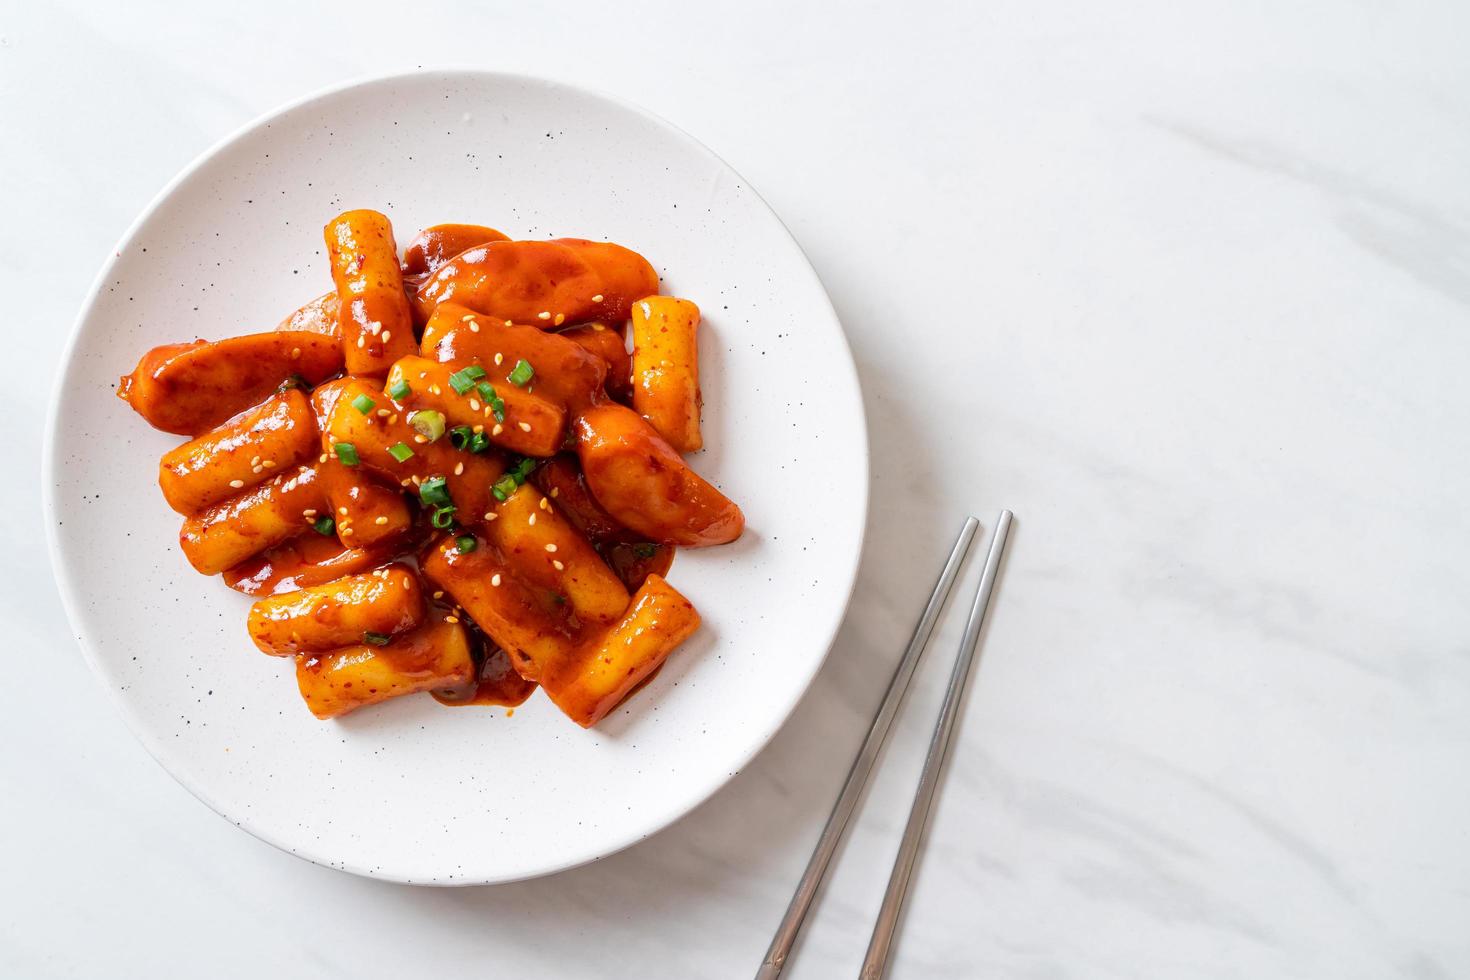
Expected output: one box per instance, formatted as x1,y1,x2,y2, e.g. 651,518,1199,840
44,70,867,884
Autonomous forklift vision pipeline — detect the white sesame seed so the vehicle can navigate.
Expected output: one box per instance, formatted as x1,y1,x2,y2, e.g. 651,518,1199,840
504,319,513,327
470,322,480,333
537,311,551,320
454,461,464,476
518,421,532,432
389,413,398,424
549,487,559,498
539,497,549,511
544,543,557,553
400,478,412,488
229,479,245,488
377,408,389,417
262,459,274,468
252,465,263,474
429,384,442,396
338,507,348,516
552,560,564,571
553,313,565,326
381,330,392,342
432,590,444,599
591,322,605,331
592,294,604,303
472,424,484,434
491,573,502,587
291,347,302,359
251,455,261,466
303,509,317,518
485,512,498,521
494,353,503,365
445,615,459,624
492,423,504,436
468,398,481,411
461,314,475,322
341,527,354,537
375,516,388,525
528,514,537,526
319,453,328,463
356,335,366,348
413,435,427,444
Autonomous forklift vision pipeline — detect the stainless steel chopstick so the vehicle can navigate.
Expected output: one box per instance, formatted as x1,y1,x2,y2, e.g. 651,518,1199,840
859,509,1013,979
755,517,981,980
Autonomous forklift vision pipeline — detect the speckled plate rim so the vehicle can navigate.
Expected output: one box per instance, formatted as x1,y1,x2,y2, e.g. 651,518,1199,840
42,68,869,885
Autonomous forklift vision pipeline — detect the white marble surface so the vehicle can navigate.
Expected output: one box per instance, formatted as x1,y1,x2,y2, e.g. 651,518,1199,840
6,1,1469,976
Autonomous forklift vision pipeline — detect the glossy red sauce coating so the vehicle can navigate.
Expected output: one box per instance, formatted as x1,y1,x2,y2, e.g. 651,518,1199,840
402,223,510,277
412,239,658,328
223,533,403,596
433,644,537,708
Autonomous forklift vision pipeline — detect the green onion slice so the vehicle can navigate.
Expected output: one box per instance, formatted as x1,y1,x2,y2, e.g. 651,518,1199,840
506,359,534,387
466,431,490,453
387,378,411,401
491,474,519,501
633,543,658,559
449,425,474,450
510,457,536,485
448,364,487,395
455,534,477,554
430,505,457,529
476,382,506,422
363,631,392,647
333,442,360,466
418,475,452,508
351,393,375,415
408,409,446,443
311,516,335,536
387,442,414,463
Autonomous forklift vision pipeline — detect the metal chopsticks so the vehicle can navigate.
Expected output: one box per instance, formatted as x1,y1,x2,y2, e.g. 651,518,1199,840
860,509,1013,978
755,517,980,980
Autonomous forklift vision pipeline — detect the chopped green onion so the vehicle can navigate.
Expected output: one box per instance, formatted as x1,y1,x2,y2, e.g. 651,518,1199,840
333,442,360,466
506,358,534,387
351,393,375,415
387,442,414,463
430,505,457,529
455,534,477,554
387,378,411,401
510,457,537,485
363,631,392,647
466,431,490,453
311,516,335,536
491,474,519,501
277,373,308,393
409,409,446,443
448,364,487,395
476,381,506,422
449,425,474,450
633,543,658,559
418,475,452,507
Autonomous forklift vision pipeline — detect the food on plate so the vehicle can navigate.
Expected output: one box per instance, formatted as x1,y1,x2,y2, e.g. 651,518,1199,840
630,296,702,452
574,403,743,546
411,238,658,327
118,208,743,725
117,332,341,435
